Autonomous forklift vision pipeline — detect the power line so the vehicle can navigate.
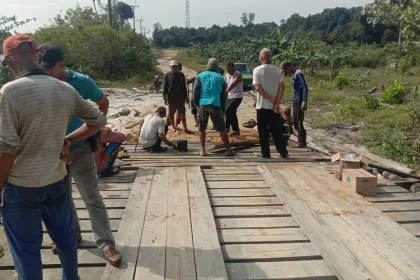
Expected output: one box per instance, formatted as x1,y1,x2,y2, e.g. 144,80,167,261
130,4,139,31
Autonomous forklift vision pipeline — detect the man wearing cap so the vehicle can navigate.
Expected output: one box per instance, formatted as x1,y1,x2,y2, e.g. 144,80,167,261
193,58,235,156
280,61,308,148
0,34,106,279
163,60,191,133
39,44,121,266
252,48,288,159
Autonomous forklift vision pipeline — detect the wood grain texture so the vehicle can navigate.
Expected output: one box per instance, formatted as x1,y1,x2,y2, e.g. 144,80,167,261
210,197,282,206
215,217,298,229
218,228,309,244
204,174,264,181
206,181,268,189
2,267,105,280
212,206,289,217
186,167,229,280
365,192,420,202
373,201,420,212
74,199,127,209
101,168,154,280
208,188,274,197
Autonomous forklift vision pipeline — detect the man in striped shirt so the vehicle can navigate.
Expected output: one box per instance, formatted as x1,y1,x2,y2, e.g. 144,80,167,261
0,34,106,280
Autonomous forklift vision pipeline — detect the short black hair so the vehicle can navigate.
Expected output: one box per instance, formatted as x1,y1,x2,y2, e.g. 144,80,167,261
280,61,292,70
226,61,234,67
155,106,167,117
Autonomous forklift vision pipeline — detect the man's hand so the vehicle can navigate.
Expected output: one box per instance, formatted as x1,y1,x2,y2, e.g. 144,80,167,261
60,139,72,165
302,102,307,111
164,100,168,106
273,104,281,114
269,96,277,105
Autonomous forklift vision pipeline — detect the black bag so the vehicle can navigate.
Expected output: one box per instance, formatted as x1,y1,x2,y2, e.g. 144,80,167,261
176,140,188,152
88,130,102,152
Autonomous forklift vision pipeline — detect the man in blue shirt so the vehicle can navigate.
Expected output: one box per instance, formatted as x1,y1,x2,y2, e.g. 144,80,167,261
193,58,234,156
40,45,122,266
280,61,308,148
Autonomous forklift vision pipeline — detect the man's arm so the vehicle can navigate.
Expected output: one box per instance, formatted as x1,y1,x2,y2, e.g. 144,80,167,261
220,82,227,113
96,96,109,116
66,92,107,145
0,90,20,190
226,73,243,93
274,82,285,113
298,73,309,110
163,73,169,104
193,76,202,107
84,77,109,116
159,133,173,147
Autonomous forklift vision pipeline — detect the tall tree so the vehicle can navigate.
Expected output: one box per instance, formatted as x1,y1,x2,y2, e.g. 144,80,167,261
116,2,133,24
240,13,248,26
248,12,256,25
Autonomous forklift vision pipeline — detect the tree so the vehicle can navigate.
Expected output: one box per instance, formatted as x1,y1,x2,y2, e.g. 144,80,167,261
116,2,133,24
248,13,256,25
0,16,35,41
240,13,248,26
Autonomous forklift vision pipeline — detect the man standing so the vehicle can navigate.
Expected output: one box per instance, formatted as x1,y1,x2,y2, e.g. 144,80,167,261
163,60,191,133
140,107,175,152
40,44,122,266
0,34,106,279
194,58,235,156
280,61,308,148
253,48,288,159
225,61,243,136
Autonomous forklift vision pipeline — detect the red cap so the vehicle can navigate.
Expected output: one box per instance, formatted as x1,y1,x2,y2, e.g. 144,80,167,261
2,34,41,57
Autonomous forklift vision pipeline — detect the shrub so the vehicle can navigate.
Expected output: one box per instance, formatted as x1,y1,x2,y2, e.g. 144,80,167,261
335,72,349,90
380,80,408,104
400,58,409,76
364,94,380,110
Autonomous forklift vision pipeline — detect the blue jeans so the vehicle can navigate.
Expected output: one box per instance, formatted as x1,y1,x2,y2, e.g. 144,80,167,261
0,178,79,280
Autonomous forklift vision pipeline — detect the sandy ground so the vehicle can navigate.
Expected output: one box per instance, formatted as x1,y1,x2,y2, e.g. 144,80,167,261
105,53,260,144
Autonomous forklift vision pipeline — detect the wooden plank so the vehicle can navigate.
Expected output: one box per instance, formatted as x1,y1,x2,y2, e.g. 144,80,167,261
186,167,229,280
301,167,420,279
42,232,96,248
208,188,274,197
74,199,127,209
206,181,268,189
77,209,124,219
2,267,105,280
213,206,289,217
222,243,321,261
211,197,282,206
41,220,120,233
261,166,400,280
366,193,420,203
134,168,170,280
377,185,410,194
226,260,337,280
97,175,136,183
101,168,154,280
374,201,420,212
202,169,259,175
72,190,130,199
0,248,106,268
385,211,420,223
215,217,298,229
98,183,132,191
165,167,196,280
204,174,264,181
218,228,309,244
401,223,420,237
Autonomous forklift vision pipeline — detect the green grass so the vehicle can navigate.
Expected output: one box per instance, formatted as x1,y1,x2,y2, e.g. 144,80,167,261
174,49,209,72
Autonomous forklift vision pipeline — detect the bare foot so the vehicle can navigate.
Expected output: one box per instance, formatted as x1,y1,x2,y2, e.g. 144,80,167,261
225,150,236,157
230,131,241,136
200,150,207,157
183,129,193,134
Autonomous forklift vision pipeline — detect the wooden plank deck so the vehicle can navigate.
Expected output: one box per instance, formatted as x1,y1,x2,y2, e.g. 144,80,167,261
2,144,420,279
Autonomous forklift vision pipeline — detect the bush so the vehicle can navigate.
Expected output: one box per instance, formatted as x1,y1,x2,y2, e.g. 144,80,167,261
380,80,408,104
335,72,349,89
364,94,380,110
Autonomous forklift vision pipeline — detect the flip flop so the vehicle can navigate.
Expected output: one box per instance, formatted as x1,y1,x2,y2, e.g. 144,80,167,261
225,151,236,157
200,151,208,157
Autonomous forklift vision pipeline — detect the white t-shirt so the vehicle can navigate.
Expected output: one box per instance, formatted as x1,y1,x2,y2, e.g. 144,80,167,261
140,114,166,148
252,64,284,110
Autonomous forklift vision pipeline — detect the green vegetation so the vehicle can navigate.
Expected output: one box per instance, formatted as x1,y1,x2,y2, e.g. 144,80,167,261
380,80,409,104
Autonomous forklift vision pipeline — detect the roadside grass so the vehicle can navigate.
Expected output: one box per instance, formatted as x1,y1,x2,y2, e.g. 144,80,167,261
174,49,213,72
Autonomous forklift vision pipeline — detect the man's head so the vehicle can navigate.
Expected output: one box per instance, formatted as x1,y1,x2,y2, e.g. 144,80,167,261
226,61,235,74
178,62,183,72
280,61,293,75
207,58,219,71
155,106,167,118
39,44,67,81
169,60,179,73
259,48,272,64
2,34,43,76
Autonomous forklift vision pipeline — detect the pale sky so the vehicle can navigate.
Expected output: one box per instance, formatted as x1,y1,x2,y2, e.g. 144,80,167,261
1,0,373,35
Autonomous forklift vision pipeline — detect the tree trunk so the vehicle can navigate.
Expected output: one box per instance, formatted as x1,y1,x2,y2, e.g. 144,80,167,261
108,0,113,28
330,66,334,81
398,28,402,47
92,0,98,14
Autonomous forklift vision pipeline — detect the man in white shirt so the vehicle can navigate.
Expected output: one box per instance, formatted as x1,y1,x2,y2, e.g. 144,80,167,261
140,107,175,152
252,48,288,159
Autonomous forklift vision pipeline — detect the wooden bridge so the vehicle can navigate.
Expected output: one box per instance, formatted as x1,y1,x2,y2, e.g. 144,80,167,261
1,143,420,279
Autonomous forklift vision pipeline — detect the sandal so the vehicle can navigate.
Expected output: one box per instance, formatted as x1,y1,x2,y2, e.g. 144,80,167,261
242,119,257,128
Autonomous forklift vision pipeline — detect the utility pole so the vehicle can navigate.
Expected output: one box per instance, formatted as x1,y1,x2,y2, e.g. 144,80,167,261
137,17,149,36
185,0,190,28
108,0,113,27
130,3,139,32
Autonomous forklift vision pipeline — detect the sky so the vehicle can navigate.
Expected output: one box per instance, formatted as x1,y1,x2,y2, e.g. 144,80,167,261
2,0,374,35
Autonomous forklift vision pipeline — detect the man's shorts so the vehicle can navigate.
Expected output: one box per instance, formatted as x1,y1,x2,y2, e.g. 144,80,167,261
168,102,186,116
198,105,225,132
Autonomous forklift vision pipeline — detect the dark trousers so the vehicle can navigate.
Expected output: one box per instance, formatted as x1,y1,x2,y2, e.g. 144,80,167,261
257,109,287,157
147,125,169,152
293,99,306,145
225,98,243,132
